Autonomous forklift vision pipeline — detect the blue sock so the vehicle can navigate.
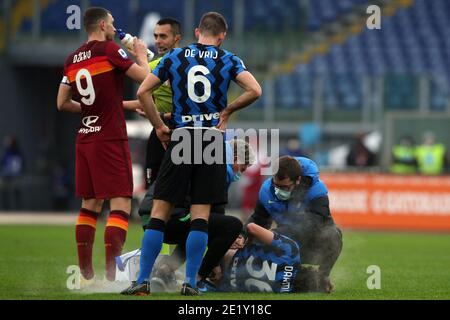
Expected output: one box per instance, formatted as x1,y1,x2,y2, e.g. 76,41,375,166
136,229,163,284
185,230,208,288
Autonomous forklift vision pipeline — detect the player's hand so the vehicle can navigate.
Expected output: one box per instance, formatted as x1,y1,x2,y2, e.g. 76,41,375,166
230,235,246,249
128,38,147,59
163,112,172,120
216,110,231,131
209,266,223,283
156,125,171,149
135,108,147,118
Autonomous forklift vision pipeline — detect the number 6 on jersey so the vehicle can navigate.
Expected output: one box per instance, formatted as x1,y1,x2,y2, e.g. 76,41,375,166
187,65,211,103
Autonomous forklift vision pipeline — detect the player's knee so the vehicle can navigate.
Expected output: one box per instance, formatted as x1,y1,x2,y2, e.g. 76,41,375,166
227,217,243,237
190,204,211,221
82,198,104,212
151,200,173,220
146,217,166,232
191,218,208,233
110,197,131,213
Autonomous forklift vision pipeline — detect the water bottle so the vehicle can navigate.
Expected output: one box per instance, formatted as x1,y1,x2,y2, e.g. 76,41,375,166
117,29,154,61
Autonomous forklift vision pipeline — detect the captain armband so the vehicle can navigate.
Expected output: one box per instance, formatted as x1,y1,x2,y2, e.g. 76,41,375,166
61,76,70,86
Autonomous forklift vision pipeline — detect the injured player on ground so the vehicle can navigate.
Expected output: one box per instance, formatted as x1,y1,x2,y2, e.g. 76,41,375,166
115,222,338,293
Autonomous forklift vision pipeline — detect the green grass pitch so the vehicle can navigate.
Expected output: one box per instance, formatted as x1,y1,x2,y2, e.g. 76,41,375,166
0,223,449,300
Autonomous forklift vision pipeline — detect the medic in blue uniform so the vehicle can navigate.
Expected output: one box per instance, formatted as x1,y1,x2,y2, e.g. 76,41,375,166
247,156,343,277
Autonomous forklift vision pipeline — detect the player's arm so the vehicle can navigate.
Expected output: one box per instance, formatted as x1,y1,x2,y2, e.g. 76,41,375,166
245,223,274,245
125,38,150,83
307,196,331,217
125,63,149,83
56,83,81,113
245,199,273,230
137,73,171,145
302,180,331,217
123,100,142,111
106,38,149,83
216,71,262,130
123,99,172,119
123,99,149,118
123,53,152,112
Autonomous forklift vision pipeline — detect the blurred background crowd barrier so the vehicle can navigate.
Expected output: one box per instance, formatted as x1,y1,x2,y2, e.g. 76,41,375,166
323,173,450,231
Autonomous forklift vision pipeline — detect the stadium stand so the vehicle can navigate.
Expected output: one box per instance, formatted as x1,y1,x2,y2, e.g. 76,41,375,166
270,0,450,111
5,0,449,113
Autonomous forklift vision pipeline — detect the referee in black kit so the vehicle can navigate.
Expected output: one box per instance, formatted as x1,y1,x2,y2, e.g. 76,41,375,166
137,18,182,228
121,12,261,296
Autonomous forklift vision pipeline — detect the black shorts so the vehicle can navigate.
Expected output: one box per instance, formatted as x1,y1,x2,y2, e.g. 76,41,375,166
153,128,227,205
145,117,174,187
145,129,166,186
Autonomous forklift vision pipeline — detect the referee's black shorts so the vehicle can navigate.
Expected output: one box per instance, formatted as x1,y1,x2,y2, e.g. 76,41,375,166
153,128,227,205
145,129,166,186
145,116,174,187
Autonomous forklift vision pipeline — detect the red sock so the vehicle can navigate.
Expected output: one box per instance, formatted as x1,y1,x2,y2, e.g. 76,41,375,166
76,208,98,280
104,210,129,281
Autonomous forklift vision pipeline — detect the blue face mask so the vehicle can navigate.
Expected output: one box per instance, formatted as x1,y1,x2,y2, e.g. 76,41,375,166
274,187,292,201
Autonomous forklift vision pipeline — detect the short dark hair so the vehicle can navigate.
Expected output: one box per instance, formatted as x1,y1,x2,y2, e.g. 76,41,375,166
198,12,228,36
156,18,182,36
275,156,302,182
83,7,110,33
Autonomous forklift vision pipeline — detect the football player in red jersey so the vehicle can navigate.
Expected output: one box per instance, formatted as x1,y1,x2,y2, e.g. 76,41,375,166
56,7,149,284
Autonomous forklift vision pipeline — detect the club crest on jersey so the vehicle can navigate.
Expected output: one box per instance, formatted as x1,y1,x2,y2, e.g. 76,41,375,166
79,116,101,134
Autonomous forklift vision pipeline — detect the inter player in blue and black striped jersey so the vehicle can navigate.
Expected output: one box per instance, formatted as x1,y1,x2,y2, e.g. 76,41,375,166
122,12,262,296
215,223,332,293
226,224,301,293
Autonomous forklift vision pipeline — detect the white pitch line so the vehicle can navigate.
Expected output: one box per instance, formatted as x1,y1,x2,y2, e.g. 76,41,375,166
0,210,247,225
0,213,77,225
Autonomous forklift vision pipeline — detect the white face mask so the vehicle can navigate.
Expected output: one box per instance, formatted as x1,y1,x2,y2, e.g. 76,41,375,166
274,187,292,201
